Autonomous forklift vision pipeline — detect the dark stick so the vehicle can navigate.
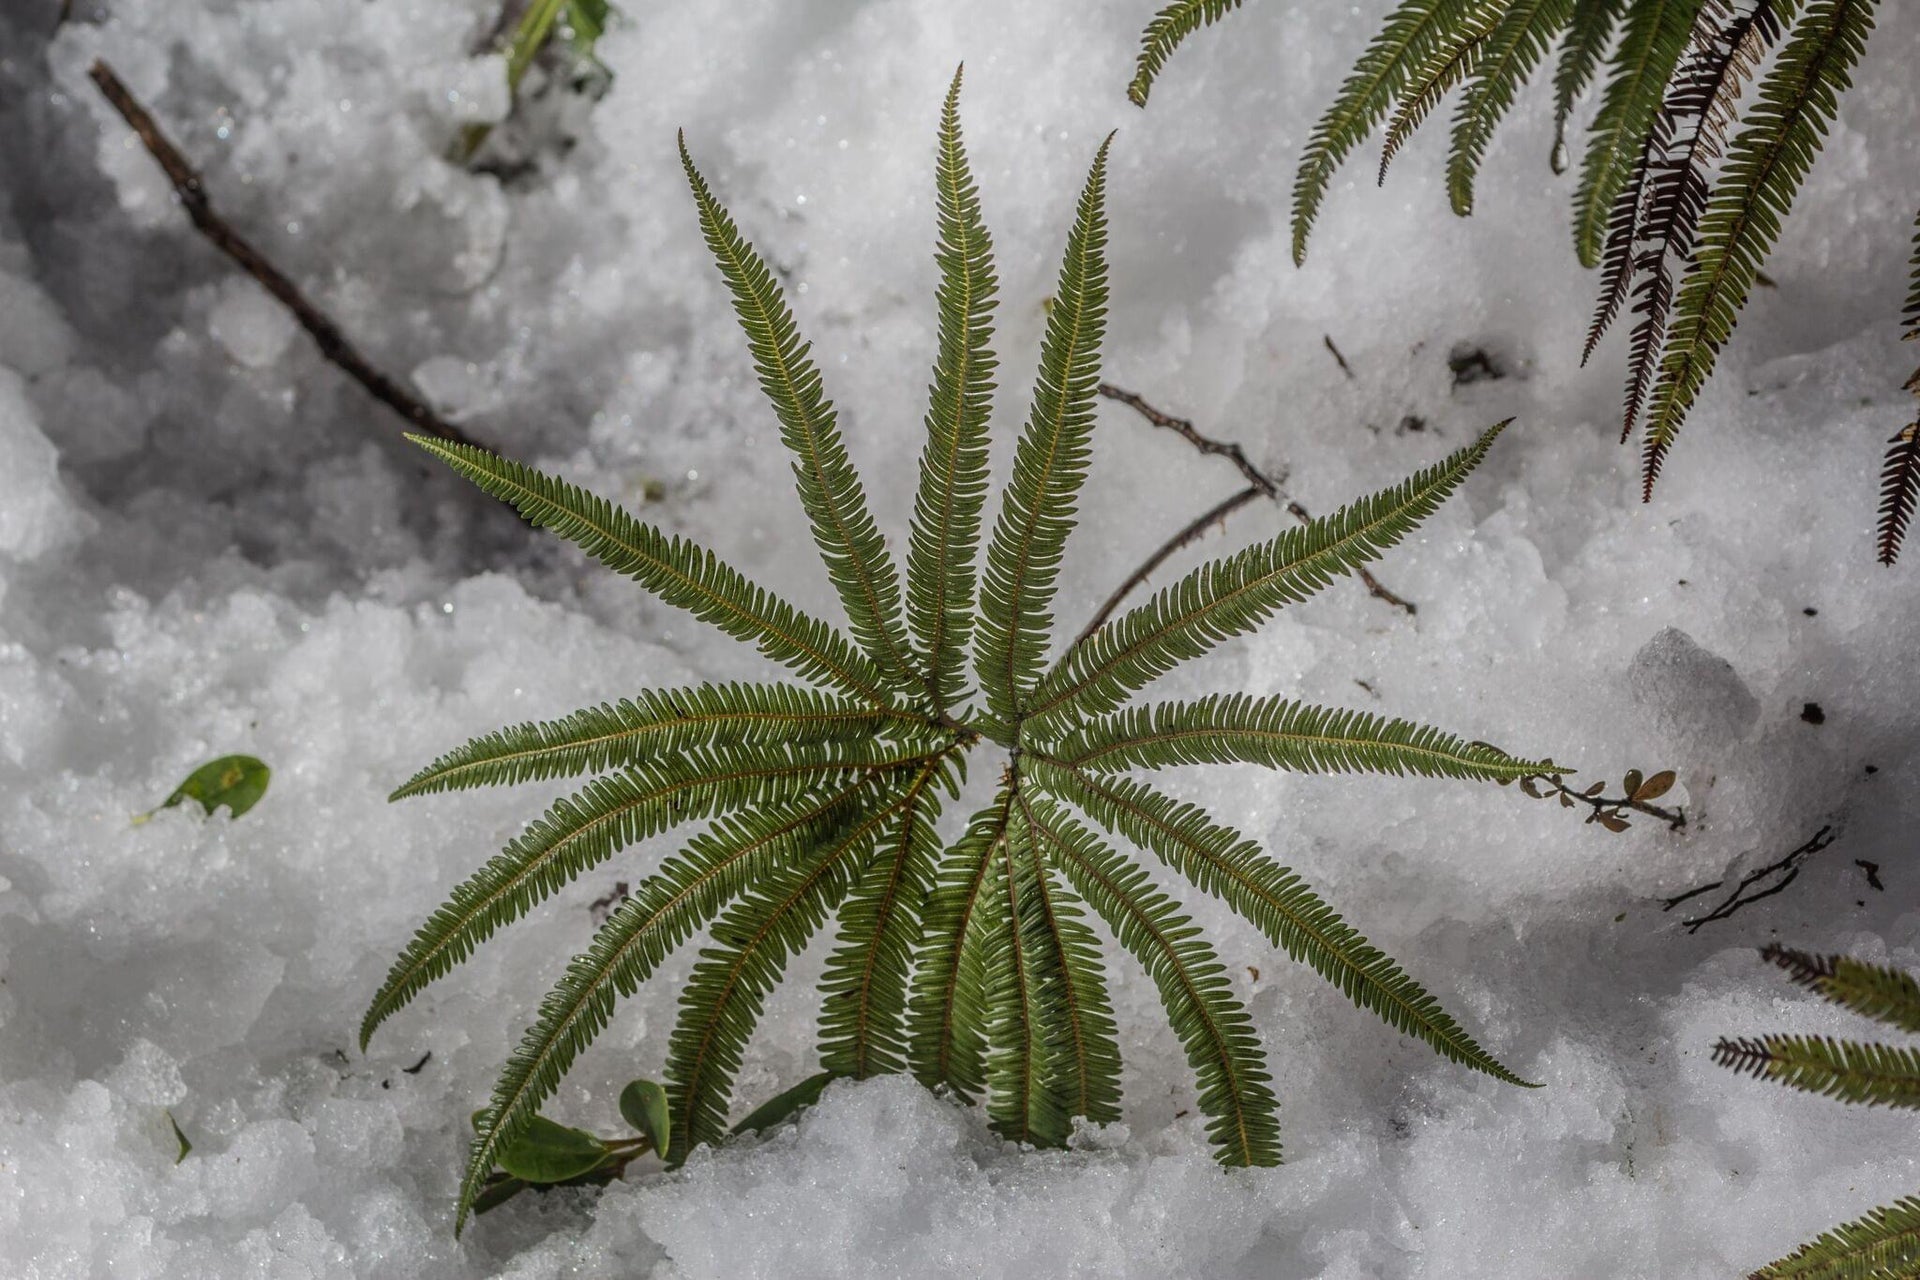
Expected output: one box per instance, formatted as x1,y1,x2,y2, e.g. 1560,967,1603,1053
87,60,481,450
1661,825,1837,933
57,0,75,26
1092,383,1417,620
1323,335,1356,381
1074,485,1263,644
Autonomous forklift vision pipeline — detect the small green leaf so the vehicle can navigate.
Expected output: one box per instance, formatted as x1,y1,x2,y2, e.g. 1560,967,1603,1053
618,1078,672,1159
564,0,609,56
730,1071,835,1137
471,1111,609,1184
141,755,271,822
1621,769,1644,797
166,1110,191,1164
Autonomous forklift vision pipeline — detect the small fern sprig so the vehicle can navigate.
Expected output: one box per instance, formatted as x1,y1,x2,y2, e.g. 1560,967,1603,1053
1717,946,1920,1276
371,68,1560,1234
1128,0,1248,106
1876,210,1920,565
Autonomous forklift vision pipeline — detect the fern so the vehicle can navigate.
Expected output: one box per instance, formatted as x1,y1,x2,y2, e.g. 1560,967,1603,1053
374,72,1557,1232
1132,0,1903,552
1719,948,1920,1275
1876,211,1920,565
1128,0,1247,107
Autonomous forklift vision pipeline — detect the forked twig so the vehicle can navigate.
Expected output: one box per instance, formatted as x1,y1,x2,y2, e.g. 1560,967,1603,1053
1088,383,1417,631
87,60,480,450
1661,825,1838,933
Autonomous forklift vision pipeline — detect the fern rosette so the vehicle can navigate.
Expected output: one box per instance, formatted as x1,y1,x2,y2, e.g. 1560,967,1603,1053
367,68,1553,1231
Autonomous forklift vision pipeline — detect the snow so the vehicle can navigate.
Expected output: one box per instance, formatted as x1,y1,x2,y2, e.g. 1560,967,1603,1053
3,1,1920,1276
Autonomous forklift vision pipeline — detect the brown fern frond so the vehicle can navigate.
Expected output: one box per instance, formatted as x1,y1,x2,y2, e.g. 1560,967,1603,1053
1877,421,1920,566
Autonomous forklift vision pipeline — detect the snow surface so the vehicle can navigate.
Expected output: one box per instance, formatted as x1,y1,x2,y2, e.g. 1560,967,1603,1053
4,1,1920,1276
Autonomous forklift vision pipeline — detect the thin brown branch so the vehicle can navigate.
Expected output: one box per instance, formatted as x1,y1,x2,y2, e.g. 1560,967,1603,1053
1661,825,1837,933
1522,772,1686,831
1092,382,1417,621
1323,335,1356,381
87,60,480,450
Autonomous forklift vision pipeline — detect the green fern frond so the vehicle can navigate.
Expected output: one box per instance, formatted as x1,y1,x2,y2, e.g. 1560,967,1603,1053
1294,0,1474,264
408,436,899,708
391,682,925,799
1013,790,1124,1129
679,135,921,695
1378,0,1504,186
974,136,1112,729
1640,0,1879,493
907,68,1000,714
985,810,1058,1144
1751,1193,1920,1280
907,789,1014,1100
1551,0,1629,171
456,772,895,1230
1764,945,1920,1035
1449,0,1577,212
364,740,928,1050
665,764,942,1159
1033,760,1530,1087
818,762,947,1079
1027,789,1281,1165
1050,693,1552,781
1029,422,1506,727
1713,1034,1920,1110
1570,0,1706,268
1127,0,1248,107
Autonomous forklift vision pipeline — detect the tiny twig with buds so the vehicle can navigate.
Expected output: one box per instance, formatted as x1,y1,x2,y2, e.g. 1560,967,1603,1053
1516,767,1685,833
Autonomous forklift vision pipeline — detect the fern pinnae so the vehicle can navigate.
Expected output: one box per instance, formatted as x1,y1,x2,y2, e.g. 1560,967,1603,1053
1128,0,1248,107
1551,0,1629,171
408,436,899,708
1293,0,1475,264
663,761,944,1160
1640,0,1879,496
1906,208,1920,341
1029,790,1280,1165
974,135,1113,728
456,772,894,1229
1880,212,1920,564
818,760,947,1079
390,682,924,799
1449,0,1577,214
678,134,921,696
1030,422,1507,727
363,740,929,1051
907,67,1000,713
1377,1,1502,188
1713,1034,1920,1109
1750,1194,1920,1280
1571,0,1706,268
986,808,1057,1144
907,788,1014,1099
1763,944,1920,1034
1032,760,1530,1087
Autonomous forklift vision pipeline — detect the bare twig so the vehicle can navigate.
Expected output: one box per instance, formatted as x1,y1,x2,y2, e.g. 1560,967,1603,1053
1091,383,1417,623
1323,335,1356,381
87,61,480,450
1661,825,1837,933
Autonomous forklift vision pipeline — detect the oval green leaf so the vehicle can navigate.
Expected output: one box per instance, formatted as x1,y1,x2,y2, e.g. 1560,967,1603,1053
618,1078,671,1159
472,1111,609,1184
151,755,271,820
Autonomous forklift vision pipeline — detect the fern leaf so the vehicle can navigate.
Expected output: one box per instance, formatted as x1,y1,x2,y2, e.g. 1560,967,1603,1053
1377,0,1504,186
1906,208,1920,340
1750,1193,1920,1280
1033,760,1530,1086
1640,0,1880,494
1449,0,1577,214
391,682,925,799
1293,0,1476,264
1583,146,1651,364
906,788,1014,1100
974,136,1112,729
455,772,895,1230
1029,788,1281,1165
363,740,928,1049
1878,423,1920,567
1570,0,1705,268
1047,693,1553,781
408,436,898,708
1013,790,1123,1129
1128,0,1247,106
1030,423,1506,727
1551,0,1629,171
679,135,921,694
1714,1034,1920,1109
817,761,947,1079
985,808,1058,1144
907,68,1000,713
1764,945,1920,1035
665,763,944,1159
